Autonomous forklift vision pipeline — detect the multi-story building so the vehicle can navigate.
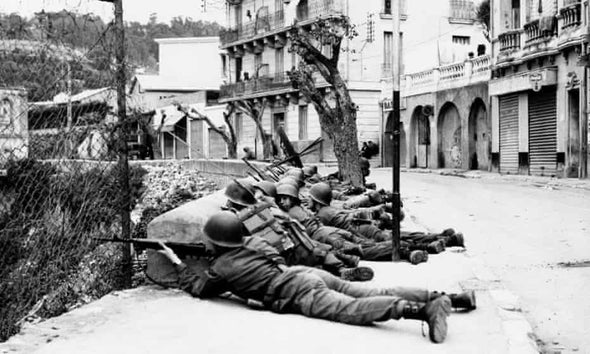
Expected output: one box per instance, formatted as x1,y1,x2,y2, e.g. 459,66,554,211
383,0,490,170
218,0,394,164
489,0,588,177
129,37,225,160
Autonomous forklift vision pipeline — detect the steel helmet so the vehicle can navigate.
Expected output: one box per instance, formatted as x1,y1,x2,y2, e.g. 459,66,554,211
309,182,332,206
302,166,315,178
225,179,257,206
254,180,278,198
278,176,300,188
286,168,305,185
276,184,300,200
203,211,244,248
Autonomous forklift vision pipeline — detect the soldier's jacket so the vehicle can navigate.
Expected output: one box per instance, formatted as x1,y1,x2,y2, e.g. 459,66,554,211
176,236,286,301
316,205,370,230
288,205,366,250
235,202,331,267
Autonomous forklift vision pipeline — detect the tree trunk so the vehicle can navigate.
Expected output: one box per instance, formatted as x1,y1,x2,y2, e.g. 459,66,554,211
227,140,237,159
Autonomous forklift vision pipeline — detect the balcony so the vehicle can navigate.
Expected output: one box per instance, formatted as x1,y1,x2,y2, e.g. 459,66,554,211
403,55,490,97
220,72,294,101
498,30,521,52
220,0,345,47
449,0,475,24
560,2,582,30
523,18,557,45
221,10,285,46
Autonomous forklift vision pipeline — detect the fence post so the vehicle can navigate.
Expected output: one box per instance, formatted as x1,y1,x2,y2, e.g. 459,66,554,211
114,0,132,284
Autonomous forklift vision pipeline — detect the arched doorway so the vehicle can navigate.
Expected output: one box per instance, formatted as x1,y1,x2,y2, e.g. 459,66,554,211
437,103,462,168
410,106,431,168
468,98,490,170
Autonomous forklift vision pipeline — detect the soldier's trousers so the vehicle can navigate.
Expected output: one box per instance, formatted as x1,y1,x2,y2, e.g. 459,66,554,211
310,226,392,261
266,266,429,325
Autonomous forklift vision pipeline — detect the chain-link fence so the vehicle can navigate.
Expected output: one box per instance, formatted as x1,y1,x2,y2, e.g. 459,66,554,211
0,8,145,341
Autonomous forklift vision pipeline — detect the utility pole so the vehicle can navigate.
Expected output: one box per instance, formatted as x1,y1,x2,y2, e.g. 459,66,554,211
390,0,401,261
582,3,590,179
100,0,132,283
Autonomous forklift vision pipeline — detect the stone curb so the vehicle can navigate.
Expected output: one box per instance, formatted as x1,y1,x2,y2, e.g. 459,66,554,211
392,167,590,192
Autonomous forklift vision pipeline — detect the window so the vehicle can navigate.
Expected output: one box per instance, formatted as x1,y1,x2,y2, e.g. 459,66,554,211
275,47,284,76
384,0,392,14
235,112,243,141
383,31,393,67
298,105,308,140
452,35,471,45
255,53,263,77
0,98,11,125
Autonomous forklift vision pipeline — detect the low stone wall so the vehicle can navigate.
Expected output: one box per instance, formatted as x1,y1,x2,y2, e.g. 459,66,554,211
132,159,270,188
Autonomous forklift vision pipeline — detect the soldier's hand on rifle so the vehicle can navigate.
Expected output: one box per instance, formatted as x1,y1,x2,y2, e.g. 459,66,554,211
157,241,182,265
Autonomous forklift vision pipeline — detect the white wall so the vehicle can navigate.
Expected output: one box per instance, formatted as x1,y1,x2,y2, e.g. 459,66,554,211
157,37,224,90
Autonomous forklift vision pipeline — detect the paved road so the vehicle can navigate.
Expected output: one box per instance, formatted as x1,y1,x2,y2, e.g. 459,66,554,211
368,169,590,353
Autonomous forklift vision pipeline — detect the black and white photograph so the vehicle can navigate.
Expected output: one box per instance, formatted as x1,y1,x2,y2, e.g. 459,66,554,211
0,0,588,353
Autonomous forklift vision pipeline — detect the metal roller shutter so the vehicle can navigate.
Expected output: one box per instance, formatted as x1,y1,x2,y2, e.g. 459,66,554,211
528,88,557,176
499,94,519,174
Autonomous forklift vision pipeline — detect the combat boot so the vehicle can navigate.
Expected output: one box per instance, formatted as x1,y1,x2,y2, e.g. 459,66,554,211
339,266,374,282
444,232,465,248
334,252,360,268
441,228,455,237
342,244,364,257
400,248,428,265
430,290,476,311
400,296,451,343
426,240,446,254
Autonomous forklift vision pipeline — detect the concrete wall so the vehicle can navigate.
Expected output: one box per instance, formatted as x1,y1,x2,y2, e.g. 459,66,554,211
156,37,223,90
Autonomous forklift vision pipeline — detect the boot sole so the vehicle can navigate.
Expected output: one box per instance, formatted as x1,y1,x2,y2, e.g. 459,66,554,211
341,267,374,282
409,251,428,265
428,296,451,343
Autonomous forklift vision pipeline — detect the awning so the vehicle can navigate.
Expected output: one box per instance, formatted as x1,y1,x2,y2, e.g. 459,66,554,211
152,107,186,132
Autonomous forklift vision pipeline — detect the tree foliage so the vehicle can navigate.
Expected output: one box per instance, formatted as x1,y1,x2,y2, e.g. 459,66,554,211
475,0,490,42
288,16,364,186
0,11,223,101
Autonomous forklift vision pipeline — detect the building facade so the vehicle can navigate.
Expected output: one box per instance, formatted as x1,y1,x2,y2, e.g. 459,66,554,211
219,0,390,164
489,0,588,177
384,0,490,170
129,37,225,160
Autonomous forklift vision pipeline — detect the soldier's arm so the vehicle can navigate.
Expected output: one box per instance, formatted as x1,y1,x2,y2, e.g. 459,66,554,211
158,242,228,298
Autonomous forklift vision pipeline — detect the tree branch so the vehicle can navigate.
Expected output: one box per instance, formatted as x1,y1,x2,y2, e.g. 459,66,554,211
176,103,232,146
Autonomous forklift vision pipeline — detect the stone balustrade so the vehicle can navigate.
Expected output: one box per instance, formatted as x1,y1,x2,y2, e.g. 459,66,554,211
403,55,490,97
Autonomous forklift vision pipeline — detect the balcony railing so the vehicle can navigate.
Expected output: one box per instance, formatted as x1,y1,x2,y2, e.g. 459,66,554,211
560,2,582,30
524,18,557,44
403,55,490,96
220,0,345,46
498,30,521,52
449,0,475,22
220,71,293,100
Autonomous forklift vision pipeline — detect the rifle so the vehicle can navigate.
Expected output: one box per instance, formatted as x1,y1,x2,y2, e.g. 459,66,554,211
94,238,211,258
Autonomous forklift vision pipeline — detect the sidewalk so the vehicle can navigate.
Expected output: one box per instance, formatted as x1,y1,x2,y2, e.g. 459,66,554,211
0,252,522,354
398,167,590,191
0,214,539,354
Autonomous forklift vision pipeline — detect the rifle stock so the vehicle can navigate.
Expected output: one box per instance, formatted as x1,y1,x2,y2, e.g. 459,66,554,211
94,238,210,258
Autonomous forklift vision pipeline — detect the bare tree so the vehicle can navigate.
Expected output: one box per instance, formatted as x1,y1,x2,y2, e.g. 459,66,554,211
475,0,490,42
288,16,364,186
176,103,239,159
234,99,274,160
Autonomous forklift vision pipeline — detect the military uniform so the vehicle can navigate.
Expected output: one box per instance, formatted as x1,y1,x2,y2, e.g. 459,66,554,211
175,237,432,324
288,205,395,261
